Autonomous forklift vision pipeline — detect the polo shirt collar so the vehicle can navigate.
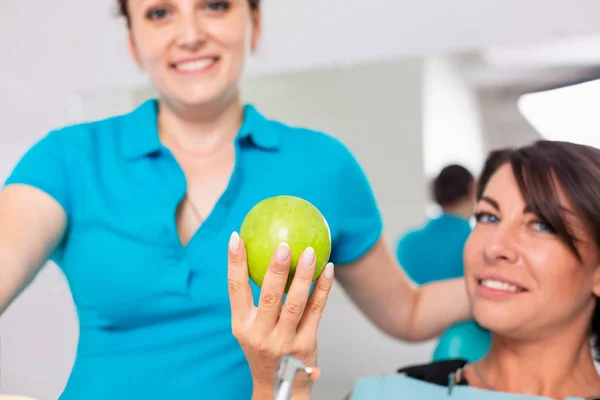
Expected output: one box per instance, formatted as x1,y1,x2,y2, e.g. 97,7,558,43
121,99,280,160
121,99,162,159
237,104,281,150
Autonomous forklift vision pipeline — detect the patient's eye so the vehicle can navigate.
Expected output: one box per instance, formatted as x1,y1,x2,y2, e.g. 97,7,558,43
474,212,498,224
531,219,555,234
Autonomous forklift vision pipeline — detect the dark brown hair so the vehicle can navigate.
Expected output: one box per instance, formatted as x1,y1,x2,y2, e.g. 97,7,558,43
117,0,261,27
432,164,474,207
477,140,600,359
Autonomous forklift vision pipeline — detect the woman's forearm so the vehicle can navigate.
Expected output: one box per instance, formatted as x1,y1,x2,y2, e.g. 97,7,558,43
409,278,471,339
335,239,471,341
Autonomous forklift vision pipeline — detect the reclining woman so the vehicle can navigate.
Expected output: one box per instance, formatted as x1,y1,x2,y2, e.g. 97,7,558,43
227,140,600,399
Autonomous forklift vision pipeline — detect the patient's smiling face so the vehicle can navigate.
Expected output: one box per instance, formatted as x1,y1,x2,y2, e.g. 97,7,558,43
464,163,600,341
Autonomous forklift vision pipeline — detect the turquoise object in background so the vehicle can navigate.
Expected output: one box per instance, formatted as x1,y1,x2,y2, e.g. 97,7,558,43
432,321,491,362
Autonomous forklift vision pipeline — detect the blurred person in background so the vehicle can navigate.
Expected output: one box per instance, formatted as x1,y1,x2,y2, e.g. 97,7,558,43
396,164,476,285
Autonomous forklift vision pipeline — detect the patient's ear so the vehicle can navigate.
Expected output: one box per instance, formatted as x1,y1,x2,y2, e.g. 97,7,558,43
592,264,600,298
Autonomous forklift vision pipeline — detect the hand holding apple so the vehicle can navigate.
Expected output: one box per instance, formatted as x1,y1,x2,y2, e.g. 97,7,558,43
227,222,334,399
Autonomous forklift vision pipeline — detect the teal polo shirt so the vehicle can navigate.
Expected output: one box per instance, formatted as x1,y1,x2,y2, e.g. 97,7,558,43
396,214,471,285
5,99,383,399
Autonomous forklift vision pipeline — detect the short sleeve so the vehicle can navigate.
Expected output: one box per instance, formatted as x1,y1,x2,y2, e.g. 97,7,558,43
4,129,72,218
330,144,383,265
396,234,413,272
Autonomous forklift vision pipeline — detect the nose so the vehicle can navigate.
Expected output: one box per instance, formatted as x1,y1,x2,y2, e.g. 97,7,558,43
483,223,519,265
176,13,207,50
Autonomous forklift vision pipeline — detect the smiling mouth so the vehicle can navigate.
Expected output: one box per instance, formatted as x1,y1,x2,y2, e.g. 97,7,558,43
478,279,527,293
171,57,219,72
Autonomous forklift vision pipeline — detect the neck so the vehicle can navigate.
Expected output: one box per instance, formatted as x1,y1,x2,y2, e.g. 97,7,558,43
442,200,473,220
475,324,600,397
157,92,244,155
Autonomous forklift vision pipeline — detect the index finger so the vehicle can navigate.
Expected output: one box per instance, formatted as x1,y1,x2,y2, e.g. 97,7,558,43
228,232,254,324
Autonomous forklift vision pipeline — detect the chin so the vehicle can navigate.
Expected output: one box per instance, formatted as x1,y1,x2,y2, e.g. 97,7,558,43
175,87,220,104
171,75,237,102
473,303,525,334
178,88,239,109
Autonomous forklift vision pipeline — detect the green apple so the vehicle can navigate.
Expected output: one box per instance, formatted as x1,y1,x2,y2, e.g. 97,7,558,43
240,195,332,293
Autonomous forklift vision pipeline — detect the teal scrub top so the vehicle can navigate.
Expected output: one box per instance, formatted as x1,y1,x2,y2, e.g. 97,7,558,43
396,214,471,285
4,99,383,399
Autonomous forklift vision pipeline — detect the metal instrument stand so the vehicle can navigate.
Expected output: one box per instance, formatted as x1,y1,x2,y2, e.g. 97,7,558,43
273,355,320,400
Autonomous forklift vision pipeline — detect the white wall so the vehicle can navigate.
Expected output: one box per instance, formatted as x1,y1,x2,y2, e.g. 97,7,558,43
422,57,485,178
478,88,542,151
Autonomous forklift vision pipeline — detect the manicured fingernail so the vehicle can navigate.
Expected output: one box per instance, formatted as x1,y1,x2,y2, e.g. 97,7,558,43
277,242,290,263
229,232,240,253
324,263,334,280
302,247,315,268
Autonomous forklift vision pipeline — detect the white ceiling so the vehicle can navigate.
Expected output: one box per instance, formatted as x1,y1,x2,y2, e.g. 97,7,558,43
1,0,600,92
458,33,600,89
482,34,600,68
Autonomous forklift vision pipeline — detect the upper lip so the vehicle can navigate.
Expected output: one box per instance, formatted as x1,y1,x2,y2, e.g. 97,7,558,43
475,273,528,291
170,55,219,66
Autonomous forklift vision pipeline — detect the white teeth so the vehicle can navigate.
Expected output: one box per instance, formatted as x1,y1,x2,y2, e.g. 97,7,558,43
481,279,520,292
175,59,214,71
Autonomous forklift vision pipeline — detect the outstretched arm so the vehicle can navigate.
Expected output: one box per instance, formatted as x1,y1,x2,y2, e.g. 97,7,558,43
335,238,471,341
0,185,67,314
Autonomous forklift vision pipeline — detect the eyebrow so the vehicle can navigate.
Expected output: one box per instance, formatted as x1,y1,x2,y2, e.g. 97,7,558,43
480,196,499,210
480,195,576,216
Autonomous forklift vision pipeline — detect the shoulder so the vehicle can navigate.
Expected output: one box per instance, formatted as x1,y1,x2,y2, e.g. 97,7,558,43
397,225,427,249
38,113,125,145
33,106,143,157
443,215,473,232
399,224,427,241
263,115,358,165
397,359,468,386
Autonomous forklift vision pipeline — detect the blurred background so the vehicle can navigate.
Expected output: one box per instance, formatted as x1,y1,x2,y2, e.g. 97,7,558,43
2,0,600,398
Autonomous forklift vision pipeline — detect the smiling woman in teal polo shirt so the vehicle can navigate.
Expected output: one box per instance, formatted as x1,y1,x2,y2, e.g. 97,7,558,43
0,1,471,399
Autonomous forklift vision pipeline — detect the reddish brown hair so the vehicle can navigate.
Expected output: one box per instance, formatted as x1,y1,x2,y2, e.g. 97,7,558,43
117,0,261,27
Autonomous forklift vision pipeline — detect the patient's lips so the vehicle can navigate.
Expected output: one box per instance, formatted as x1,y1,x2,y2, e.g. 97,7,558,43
476,274,527,299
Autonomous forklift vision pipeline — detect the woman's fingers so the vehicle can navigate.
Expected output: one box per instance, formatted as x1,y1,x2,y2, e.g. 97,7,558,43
229,238,332,397
277,247,317,337
297,263,335,340
254,242,292,333
227,232,254,331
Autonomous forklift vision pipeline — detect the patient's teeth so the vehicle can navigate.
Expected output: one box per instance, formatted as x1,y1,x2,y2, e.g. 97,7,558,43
481,279,519,292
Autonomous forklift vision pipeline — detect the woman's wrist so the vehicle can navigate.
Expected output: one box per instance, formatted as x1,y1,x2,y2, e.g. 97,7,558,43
256,391,311,400
251,394,310,400
251,384,312,400
250,384,272,400
292,389,312,400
